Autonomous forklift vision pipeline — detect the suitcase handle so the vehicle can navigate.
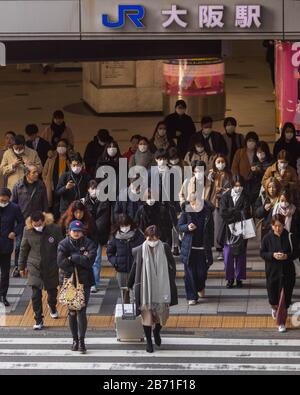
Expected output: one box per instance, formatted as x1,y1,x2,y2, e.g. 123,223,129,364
120,287,136,319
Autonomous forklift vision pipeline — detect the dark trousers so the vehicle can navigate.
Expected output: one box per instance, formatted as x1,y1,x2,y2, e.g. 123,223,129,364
68,287,90,341
32,287,57,323
184,250,208,301
0,253,11,297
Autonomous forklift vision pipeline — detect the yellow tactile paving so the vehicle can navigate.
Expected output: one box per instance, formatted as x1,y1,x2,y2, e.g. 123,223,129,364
199,316,223,329
177,316,201,328
244,316,268,328
222,316,246,329
165,316,179,328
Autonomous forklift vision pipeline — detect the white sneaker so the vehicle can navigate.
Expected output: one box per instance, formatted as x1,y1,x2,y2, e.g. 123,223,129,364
33,322,44,331
48,305,58,319
278,325,287,333
272,309,277,321
188,300,197,306
91,286,98,294
198,290,205,299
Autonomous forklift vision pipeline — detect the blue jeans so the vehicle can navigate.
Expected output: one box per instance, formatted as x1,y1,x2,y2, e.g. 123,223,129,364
93,245,103,288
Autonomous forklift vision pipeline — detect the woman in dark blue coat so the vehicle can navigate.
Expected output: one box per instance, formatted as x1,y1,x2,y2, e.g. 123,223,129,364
107,214,145,303
178,195,214,305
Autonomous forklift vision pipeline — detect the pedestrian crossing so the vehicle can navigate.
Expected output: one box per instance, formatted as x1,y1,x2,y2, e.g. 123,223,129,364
1,336,300,374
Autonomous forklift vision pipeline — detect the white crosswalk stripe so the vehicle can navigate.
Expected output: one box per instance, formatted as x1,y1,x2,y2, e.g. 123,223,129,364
1,336,300,374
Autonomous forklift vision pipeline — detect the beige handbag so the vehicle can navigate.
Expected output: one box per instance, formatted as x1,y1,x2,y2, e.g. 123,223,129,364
58,267,86,311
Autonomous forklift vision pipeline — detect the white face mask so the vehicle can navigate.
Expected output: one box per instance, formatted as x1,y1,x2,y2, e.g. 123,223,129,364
226,125,236,134
139,145,148,153
107,147,118,157
170,159,180,165
247,141,256,150
196,146,205,153
89,189,97,199
14,149,24,155
147,240,159,248
120,226,131,234
194,172,203,181
202,128,212,136
278,163,288,171
157,128,167,137
234,187,243,194
285,132,294,141
216,162,226,171
0,202,9,208
146,199,156,206
34,226,44,233
71,166,82,175
280,202,290,209
57,147,67,155
176,109,186,116
257,152,266,161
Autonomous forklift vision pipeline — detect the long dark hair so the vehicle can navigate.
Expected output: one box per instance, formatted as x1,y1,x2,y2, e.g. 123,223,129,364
111,214,137,236
60,200,93,235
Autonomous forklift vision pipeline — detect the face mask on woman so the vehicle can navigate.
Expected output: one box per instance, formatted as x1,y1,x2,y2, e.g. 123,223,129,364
0,202,9,208
57,147,67,155
139,145,148,153
14,148,24,156
280,202,290,209
216,162,226,171
146,199,156,206
71,166,82,175
234,186,243,194
147,240,159,248
120,226,131,234
278,163,288,171
89,189,97,199
34,226,44,233
107,147,118,157
170,158,180,165
226,125,236,134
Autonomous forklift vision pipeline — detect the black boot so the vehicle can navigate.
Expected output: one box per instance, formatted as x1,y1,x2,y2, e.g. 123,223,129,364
236,280,243,289
79,338,87,354
143,326,153,353
71,339,79,352
226,280,234,289
153,324,162,347
0,296,10,307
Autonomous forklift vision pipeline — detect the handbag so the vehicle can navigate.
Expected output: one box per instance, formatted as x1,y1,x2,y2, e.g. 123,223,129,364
227,234,246,257
58,267,86,311
288,233,300,278
229,215,256,240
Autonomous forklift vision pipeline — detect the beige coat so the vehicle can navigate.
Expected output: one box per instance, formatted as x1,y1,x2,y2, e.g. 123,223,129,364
42,151,69,207
0,147,42,192
179,176,209,206
262,162,299,190
0,149,6,188
40,126,74,147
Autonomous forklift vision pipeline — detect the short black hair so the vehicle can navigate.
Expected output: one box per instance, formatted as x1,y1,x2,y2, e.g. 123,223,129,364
0,188,11,198
191,160,207,172
69,153,83,164
154,148,168,160
201,116,213,125
175,100,187,109
14,135,26,146
25,124,39,136
224,117,237,128
97,129,111,142
131,134,142,142
5,131,16,138
31,211,45,222
245,131,259,143
53,110,64,119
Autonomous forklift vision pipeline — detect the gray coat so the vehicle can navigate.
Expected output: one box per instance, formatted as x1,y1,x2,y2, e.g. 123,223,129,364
128,243,178,315
19,217,63,290
12,178,48,220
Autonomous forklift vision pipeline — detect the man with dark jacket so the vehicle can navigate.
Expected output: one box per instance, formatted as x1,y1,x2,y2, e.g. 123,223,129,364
56,153,91,215
19,211,63,330
83,129,112,176
164,100,196,159
58,221,97,354
25,124,52,166
0,188,24,307
189,116,228,157
12,163,48,277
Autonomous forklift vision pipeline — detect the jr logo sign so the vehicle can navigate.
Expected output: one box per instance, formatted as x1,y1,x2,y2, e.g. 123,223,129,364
102,5,145,28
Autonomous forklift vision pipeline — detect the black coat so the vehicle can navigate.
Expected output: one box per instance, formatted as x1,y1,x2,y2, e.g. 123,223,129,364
261,230,298,308
128,243,178,315
218,189,251,248
12,178,48,220
106,230,145,273
57,236,97,287
26,138,52,167
56,170,91,214
189,130,228,157
135,202,177,245
164,113,196,158
83,195,113,246
84,137,107,176
0,202,24,254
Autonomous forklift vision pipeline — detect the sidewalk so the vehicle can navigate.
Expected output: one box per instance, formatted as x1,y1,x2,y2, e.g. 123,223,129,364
2,240,299,330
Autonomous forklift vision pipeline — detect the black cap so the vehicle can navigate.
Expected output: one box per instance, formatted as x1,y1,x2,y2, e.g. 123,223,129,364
0,188,12,198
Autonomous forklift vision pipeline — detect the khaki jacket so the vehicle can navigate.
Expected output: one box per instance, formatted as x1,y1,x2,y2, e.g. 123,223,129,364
40,126,74,147
0,147,42,192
